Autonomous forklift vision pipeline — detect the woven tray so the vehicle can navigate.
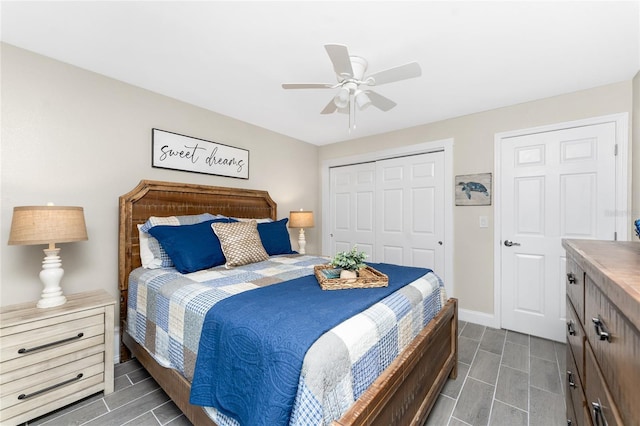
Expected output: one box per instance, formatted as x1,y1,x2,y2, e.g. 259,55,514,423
314,264,389,290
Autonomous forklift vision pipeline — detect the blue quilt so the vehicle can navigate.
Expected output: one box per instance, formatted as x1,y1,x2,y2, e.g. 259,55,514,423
189,263,430,426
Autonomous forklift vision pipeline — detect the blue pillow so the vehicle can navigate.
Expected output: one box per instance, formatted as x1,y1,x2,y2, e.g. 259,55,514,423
257,218,295,256
148,219,235,273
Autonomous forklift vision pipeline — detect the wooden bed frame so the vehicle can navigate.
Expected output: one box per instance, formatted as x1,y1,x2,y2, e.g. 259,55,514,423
119,179,458,426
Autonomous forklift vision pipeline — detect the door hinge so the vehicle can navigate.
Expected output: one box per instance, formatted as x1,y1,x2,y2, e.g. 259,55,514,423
614,231,617,241
614,144,618,156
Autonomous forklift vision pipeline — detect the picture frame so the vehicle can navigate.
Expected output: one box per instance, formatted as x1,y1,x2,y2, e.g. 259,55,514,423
455,173,492,206
151,128,249,179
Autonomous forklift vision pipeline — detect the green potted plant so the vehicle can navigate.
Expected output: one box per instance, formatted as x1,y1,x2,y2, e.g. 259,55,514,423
330,246,368,279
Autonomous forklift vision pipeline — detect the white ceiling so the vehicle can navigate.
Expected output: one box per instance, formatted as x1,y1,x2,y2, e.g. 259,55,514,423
2,1,639,146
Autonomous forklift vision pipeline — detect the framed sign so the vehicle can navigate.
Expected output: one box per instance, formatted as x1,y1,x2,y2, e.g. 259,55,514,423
152,128,249,179
455,173,492,206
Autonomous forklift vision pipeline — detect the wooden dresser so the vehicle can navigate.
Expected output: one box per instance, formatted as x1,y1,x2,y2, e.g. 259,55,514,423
563,239,640,426
0,290,115,425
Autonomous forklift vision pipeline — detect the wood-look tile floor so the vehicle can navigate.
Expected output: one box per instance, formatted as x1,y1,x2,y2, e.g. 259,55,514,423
23,321,566,426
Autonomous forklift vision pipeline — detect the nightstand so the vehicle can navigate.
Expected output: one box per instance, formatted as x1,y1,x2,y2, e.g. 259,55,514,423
0,290,115,425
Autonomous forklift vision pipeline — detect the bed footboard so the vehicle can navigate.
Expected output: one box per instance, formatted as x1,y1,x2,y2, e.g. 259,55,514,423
332,297,458,426
123,298,457,426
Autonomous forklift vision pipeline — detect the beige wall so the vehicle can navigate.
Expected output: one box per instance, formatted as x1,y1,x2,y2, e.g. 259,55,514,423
0,44,320,322
319,81,635,317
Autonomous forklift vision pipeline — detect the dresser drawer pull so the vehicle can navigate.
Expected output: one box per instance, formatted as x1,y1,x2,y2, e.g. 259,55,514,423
17,332,84,354
591,317,610,342
591,401,606,426
567,272,577,284
566,370,577,388
567,320,576,336
17,373,83,400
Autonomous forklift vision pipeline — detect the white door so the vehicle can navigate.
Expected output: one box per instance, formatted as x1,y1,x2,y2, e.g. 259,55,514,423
329,162,376,258
500,123,617,341
376,152,445,275
328,151,445,277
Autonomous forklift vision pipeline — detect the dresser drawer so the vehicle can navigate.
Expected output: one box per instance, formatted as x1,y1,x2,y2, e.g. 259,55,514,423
585,277,640,424
566,297,585,380
584,345,622,426
566,257,585,324
566,347,590,426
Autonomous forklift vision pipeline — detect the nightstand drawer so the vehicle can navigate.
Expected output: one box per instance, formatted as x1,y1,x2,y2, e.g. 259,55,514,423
0,344,105,385
1,353,104,411
0,309,104,364
0,372,104,425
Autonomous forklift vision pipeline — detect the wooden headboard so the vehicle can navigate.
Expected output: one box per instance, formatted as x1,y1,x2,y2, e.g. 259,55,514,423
118,179,277,360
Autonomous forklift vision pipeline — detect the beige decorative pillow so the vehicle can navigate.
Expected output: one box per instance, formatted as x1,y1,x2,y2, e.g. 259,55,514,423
212,220,269,267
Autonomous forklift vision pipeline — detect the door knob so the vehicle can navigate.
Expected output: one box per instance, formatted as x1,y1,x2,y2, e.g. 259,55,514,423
504,240,521,247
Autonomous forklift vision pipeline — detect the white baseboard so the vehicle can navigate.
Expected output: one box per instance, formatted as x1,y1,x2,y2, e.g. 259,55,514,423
458,308,500,329
113,326,120,364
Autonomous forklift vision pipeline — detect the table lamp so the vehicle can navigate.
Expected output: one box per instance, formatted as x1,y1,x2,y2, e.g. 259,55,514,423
8,205,88,308
289,210,314,254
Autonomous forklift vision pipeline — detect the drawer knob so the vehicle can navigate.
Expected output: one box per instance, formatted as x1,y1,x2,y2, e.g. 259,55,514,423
566,370,577,388
18,332,84,354
566,272,577,284
18,373,83,400
567,320,576,336
591,317,611,342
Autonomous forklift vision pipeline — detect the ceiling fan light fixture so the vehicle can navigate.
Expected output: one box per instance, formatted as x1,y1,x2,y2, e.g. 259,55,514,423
355,90,372,110
333,87,350,108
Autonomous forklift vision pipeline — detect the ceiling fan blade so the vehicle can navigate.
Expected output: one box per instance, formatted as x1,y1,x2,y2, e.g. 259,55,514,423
282,83,335,89
366,62,422,86
365,90,397,111
320,99,338,114
325,44,354,78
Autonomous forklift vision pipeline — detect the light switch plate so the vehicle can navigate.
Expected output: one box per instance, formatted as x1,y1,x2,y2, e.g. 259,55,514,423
479,216,488,228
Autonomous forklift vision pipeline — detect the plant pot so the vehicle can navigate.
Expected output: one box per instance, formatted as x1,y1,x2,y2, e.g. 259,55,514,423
340,269,358,279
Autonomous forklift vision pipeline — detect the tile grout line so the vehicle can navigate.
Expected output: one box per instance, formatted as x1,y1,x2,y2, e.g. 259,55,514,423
486,329,508,426
80,385,164,425
448,325,484,426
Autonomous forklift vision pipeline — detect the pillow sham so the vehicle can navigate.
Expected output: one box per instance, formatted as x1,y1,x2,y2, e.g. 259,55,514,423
147,219,232,273
138,213,228,269
257,218,295,255
212,220,269,267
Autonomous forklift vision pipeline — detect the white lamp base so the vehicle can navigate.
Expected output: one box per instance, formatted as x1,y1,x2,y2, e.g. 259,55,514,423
297,228,307,255
37,247,66,308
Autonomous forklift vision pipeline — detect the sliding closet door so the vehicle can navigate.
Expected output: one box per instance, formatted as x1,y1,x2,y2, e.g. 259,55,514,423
328,162,376,258
376,152,445,274
328,151,445,275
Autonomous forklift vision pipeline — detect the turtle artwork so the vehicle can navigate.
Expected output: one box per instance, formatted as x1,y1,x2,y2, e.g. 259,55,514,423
458,181,489,199
455,173,492,205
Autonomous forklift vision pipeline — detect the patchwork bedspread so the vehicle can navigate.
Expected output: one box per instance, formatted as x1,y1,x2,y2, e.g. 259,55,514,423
127,254,446,426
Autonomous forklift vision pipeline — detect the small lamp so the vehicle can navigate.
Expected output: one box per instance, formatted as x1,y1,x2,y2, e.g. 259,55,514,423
289,210,314,255
8,205,88,308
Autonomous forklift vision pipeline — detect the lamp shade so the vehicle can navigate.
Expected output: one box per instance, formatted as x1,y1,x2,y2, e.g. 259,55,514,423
289,210,314,228
8,206,88,246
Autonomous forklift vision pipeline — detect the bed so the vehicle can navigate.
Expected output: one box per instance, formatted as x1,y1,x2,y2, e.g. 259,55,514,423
119,179,458,426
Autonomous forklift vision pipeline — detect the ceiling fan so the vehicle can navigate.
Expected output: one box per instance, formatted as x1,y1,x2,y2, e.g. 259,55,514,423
282,44,422,130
